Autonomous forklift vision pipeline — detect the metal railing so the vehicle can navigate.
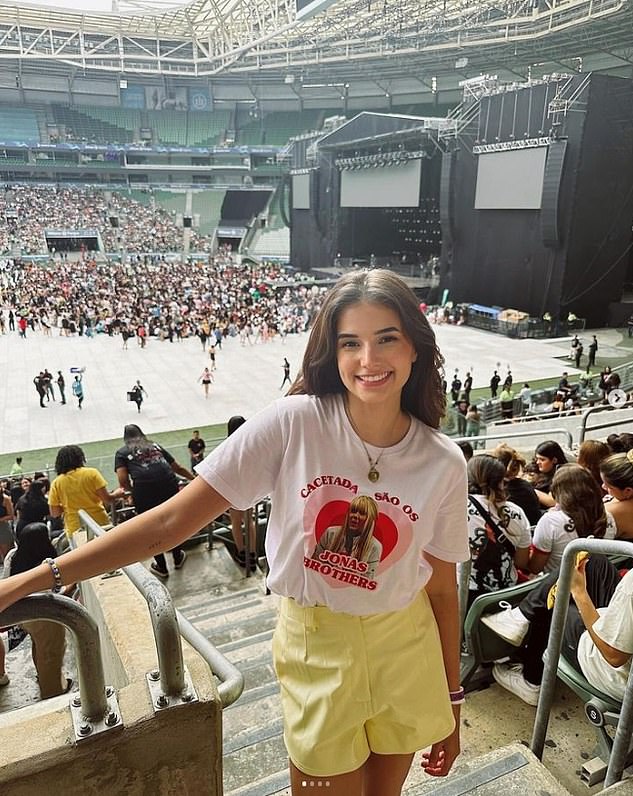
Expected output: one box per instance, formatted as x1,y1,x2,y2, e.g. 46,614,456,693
579,402,633,443
79,510,243,707
0,592,108,720
451,427,573,450
531,537,633,788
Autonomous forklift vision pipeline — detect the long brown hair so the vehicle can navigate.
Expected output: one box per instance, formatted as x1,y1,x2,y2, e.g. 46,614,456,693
600,452,633,490
493,443,526,479
288,269,445,427
551,464,608,538
467,454,508,510
577,440,611,491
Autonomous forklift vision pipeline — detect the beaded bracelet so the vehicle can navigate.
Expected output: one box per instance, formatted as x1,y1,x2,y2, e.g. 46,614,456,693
449,687,465,705
43,557,63,593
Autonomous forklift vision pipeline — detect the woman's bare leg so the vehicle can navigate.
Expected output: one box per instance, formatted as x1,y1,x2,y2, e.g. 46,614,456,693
290,761,363,796
364,752,414,796
289,752,413,796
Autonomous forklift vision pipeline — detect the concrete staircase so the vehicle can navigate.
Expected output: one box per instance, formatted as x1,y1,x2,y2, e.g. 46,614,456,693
172,545,630,796
176,576,290,795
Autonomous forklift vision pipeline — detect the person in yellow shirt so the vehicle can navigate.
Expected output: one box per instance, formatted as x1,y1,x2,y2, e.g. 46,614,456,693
48,445,124,537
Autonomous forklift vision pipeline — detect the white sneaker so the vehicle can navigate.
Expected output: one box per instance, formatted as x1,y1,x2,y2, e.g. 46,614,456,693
481,607,530,646
493,662,541,706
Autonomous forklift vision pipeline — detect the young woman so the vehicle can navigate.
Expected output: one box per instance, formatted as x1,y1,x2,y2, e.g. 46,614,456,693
15,479,49,536
466,455,531,605
532,439,568,508
577,439,611,494
528,464,616,575
48,445,123,538
198,366,214,399
0,269,469,795
114,424,194,578
492,443,542,525
599,451,633,540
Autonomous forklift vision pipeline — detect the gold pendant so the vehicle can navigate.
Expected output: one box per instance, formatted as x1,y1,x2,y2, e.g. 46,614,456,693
368,467,380,483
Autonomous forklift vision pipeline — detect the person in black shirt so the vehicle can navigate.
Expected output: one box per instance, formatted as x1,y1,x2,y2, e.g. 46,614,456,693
57,371,66,405
114,424,194,578
280,358,291,390
187,430,206,471
490,370,501,398
493,444,542,525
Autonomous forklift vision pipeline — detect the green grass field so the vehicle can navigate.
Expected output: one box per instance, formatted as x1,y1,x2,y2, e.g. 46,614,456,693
1,422,228,487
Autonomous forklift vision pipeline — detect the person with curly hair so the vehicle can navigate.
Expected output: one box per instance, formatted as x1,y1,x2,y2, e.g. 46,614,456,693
48,445,123,537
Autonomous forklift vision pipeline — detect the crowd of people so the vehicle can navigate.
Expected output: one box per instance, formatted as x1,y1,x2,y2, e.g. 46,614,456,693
0,251,325,405
458,431,633,707
1,263,633,795
0,185,211,255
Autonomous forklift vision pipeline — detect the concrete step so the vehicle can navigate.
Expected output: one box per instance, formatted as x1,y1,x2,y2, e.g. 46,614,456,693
177,585,262,619
223,733,289,794
403,743,571,795
225,768,290,796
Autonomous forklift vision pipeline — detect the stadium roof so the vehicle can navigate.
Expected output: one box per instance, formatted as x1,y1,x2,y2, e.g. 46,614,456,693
0,0,630,79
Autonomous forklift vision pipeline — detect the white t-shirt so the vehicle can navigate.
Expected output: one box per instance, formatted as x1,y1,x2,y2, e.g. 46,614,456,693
466,496,531,592
532,508,616,573
196,394,470,615
577,568,633,702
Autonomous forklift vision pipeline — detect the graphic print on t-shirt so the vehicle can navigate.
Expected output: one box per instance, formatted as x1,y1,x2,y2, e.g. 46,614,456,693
301,476,418,592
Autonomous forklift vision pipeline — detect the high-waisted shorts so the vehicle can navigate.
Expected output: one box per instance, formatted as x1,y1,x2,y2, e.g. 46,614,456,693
271,589,454,777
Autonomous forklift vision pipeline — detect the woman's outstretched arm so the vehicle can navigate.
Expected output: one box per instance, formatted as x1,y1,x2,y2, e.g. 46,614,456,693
0,478,229,613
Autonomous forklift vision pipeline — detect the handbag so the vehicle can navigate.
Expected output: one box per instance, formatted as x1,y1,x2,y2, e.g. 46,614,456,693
468,496,517,592
7,625,27,651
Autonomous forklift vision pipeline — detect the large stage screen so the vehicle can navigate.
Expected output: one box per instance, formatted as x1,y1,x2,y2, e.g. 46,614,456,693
340,160,421,208
474,147,548,210
292,174,311,210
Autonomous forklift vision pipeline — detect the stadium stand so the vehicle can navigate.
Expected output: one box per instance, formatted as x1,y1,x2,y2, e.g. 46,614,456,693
236,109,322,145
251,227,290,258
191,190,226,236
0,107,40,144
52,105,137,144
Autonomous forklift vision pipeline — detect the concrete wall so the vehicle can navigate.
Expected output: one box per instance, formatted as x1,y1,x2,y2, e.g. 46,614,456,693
0,540,223,795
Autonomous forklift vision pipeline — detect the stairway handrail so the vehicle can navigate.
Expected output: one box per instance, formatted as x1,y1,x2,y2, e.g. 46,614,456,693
0,592,108,720
79,511,244,707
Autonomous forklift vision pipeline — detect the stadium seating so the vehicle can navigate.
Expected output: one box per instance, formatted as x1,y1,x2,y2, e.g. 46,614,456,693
52,105,136,144
145,109,231,147
191,190,226,236
251,228,290,258
0,107,39,144
236,110,322,145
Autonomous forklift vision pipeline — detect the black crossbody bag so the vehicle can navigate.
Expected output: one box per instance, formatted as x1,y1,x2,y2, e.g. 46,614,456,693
468,496,516,591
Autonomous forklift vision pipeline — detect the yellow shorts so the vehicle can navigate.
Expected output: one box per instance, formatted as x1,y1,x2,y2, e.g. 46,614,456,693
272,589,454,777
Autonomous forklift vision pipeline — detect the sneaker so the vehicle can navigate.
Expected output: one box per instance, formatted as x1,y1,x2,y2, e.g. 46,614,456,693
493,662,541,706
481,607,530,646
174,550,187,570
0,673,9,687
150,562,169,579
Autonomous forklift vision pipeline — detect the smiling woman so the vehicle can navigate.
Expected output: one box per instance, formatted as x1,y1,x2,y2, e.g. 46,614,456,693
0,269,468,796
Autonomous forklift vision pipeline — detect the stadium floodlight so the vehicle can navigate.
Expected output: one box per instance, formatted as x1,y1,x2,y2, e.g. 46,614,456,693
296,0,339,21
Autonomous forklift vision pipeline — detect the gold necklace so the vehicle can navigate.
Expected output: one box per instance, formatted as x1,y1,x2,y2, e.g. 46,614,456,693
344,401,386,483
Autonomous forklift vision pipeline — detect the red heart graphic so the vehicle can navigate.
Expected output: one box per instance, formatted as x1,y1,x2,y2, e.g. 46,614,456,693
314,500,398,561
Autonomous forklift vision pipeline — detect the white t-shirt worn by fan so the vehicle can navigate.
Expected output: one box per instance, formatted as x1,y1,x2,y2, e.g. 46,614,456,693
196,393,470,615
